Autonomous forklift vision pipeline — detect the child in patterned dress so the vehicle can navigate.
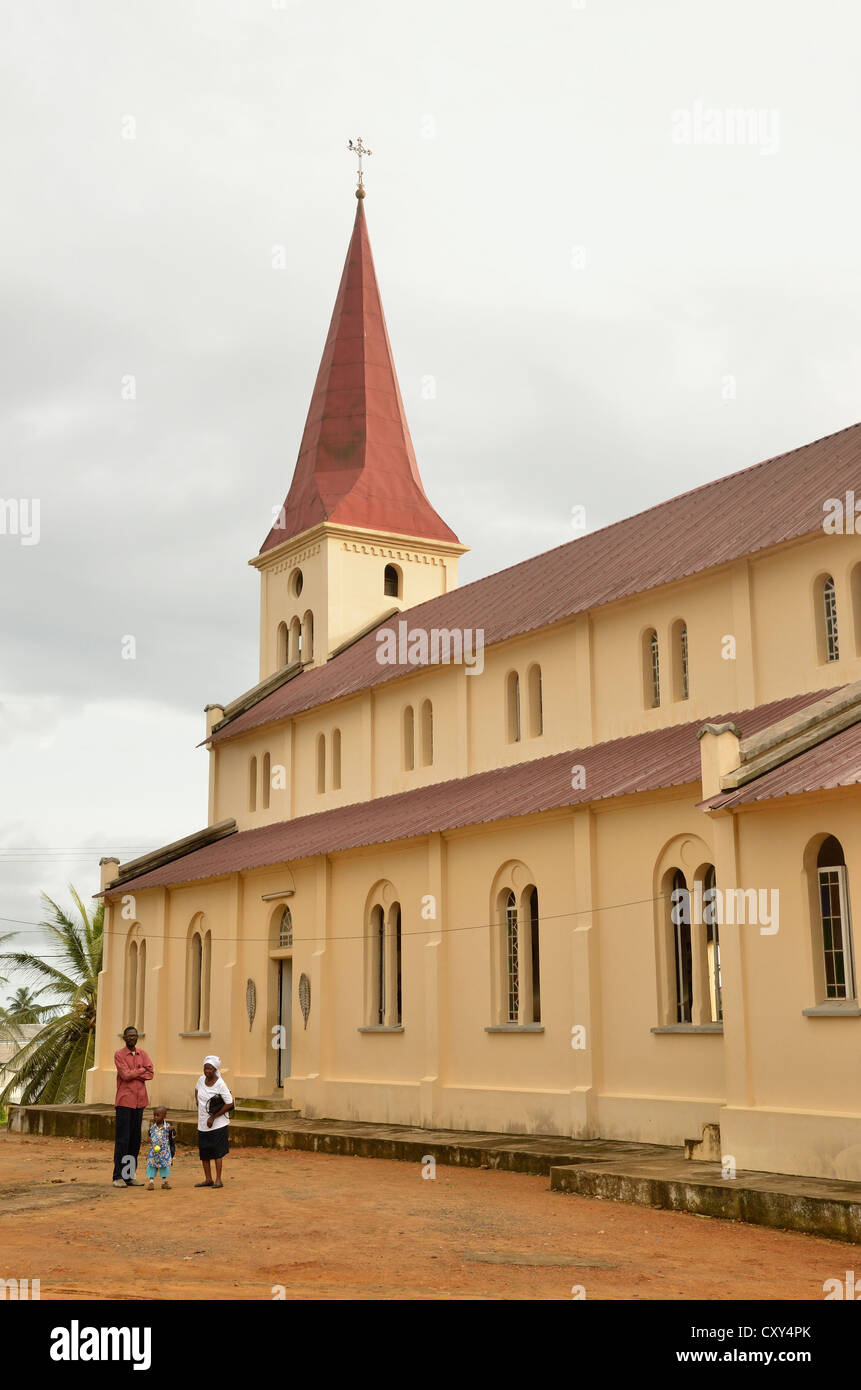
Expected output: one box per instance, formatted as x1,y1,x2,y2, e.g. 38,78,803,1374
145,1106,175,1190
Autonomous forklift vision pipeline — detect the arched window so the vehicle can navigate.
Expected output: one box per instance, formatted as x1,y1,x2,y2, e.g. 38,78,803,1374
290,568,303,598
823,575,839,662
185,916,210,1033
365,889,403,1028
124,929,140,1032
302,610,314,662
316,733,326,794
262,752,271,811
491,865,540,1025
403,705,415,771
278,905,293,949
504,890,519,1021
643,629,660,708
420,700,433,766
670,869,692,1022
384,564,401,598
137,939,146,1033
290,616,302,664
249,756,257,812
816,836,855,1000
527,663,543,737
276,621,288,668
332,728,342,789
702,864,721,1022
527,886,541,1022
506,671,521,743
671,620,689,701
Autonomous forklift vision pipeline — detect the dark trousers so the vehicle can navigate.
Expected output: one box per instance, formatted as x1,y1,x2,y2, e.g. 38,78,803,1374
113,1106,144,1181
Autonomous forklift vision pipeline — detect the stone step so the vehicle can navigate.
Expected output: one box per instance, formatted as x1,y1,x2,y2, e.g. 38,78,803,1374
233,1105,301,1123
233,1096,295,1111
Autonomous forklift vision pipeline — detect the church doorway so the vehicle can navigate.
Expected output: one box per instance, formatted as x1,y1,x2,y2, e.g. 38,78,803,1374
276,956,292,1087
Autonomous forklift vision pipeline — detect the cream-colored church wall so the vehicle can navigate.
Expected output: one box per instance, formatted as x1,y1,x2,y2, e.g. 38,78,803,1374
591,572,740,743
371,664,463,795
466,628,575,773
749,532,861,706
729,796,861,1116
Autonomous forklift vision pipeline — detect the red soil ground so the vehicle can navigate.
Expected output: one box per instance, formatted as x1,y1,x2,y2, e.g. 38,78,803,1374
0,1131,848,1300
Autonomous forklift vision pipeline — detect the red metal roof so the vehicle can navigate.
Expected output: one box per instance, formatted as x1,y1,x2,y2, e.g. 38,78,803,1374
259,199,459,553
220,420,861,743
704,718,861,810
109,690,825,896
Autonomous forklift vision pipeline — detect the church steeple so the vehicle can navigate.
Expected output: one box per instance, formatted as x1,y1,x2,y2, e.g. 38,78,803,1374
259,196,459,554
252,182,465,679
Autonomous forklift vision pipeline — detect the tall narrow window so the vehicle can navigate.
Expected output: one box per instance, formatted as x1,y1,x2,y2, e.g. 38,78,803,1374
384,564,401,598
278,905,293,949
671,869,692,1023
316,733,326,794
249,756,257,812
201,930,211,1032
528,887,541,1023
276,621,288,668
262,752,271,810
124,933,139,1031
671,620,689,701
506,671,521,743
137,939,146,1034
290,616,302,664
392,904,402,1025
823,576,839,662
644,629,661,708
420,700,433,766
403,705,415,771
332,728,342,789
302,611,314,662
527,664,543,737
505,890,520,1023
187,927,203,1032
703,865,721,1022
818,836,855,999
373,905,386,1025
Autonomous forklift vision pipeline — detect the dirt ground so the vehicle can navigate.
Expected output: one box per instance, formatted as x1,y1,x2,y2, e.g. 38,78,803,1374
0,1131,850,1300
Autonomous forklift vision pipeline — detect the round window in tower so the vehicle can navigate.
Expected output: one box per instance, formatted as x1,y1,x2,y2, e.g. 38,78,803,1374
291,569,304,598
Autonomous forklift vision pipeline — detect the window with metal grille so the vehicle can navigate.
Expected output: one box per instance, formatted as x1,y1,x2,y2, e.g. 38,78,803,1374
505,890,520,1022
649,631,661,707
278,906,293,949
824,576,839,662
817,837,854,999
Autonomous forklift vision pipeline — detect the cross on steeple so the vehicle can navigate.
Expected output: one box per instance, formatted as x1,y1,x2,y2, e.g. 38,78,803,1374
347,137,372,198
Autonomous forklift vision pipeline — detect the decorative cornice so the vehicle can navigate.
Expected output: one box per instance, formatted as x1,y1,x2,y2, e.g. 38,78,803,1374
341,540,443,565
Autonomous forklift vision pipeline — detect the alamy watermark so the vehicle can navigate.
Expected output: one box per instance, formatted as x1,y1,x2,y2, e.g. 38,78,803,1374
0,498,40,546
672,883,779,935
671,101,780,156
376,620,485,675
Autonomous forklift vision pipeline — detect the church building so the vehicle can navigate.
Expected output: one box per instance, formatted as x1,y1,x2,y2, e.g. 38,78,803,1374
90,183,861,1183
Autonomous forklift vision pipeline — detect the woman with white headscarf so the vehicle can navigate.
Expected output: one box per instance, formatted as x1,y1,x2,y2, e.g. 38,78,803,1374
194,1055,234,1188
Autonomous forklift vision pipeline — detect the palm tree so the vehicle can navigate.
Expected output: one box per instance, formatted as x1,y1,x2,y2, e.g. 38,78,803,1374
0,888,103,1104
2,984,55,1024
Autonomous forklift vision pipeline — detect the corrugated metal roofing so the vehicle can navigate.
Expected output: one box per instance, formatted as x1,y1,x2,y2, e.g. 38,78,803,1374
220,421,861,743
704,718,861,810
258,199,458,553
109,690,826,896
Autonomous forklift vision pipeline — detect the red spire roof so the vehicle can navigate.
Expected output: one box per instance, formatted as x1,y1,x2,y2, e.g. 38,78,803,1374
260,199,459,553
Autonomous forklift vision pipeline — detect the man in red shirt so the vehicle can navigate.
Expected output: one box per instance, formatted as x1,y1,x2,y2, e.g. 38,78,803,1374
112,1025,154,1187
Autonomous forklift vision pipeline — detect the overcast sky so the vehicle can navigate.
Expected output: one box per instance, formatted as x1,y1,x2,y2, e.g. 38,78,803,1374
2,0,860,999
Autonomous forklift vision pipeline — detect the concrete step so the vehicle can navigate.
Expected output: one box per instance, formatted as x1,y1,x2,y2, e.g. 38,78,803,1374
233,1106,301,1124
234,1096,294,1111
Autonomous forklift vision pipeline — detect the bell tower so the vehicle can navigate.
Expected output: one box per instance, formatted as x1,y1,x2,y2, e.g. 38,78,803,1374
251,155,465,680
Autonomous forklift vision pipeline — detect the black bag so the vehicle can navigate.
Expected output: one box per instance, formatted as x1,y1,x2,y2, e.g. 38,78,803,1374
168,1124,176,1159
207,1092,226,1116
